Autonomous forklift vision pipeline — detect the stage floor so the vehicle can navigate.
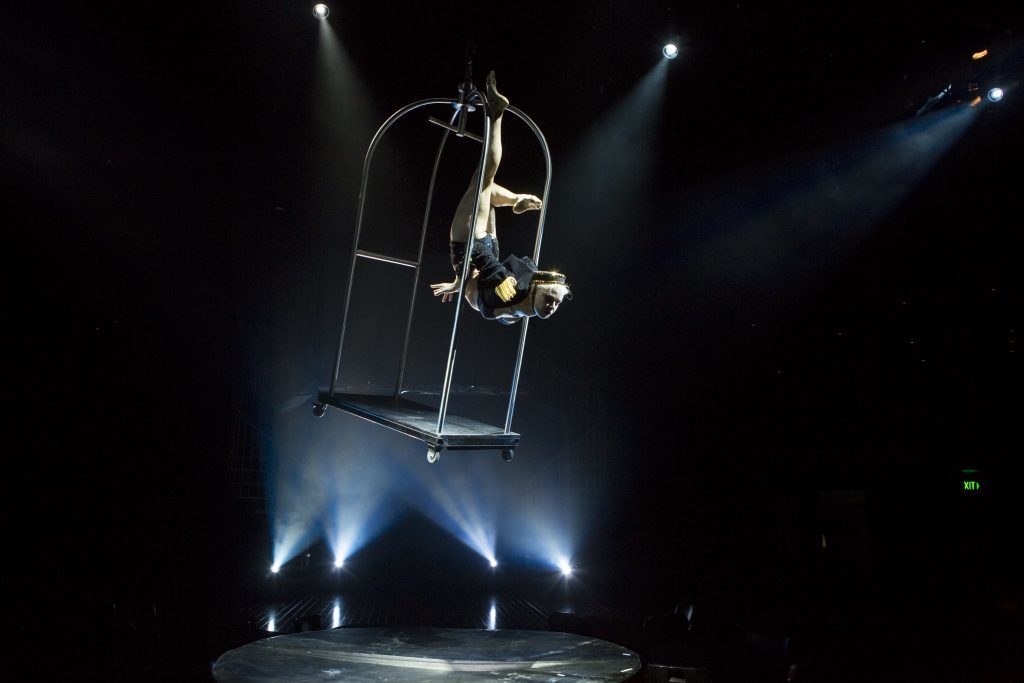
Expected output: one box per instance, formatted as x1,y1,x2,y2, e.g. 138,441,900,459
212,627,641,682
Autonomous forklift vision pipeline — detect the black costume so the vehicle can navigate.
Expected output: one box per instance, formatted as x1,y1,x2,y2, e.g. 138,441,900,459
450,236,539,321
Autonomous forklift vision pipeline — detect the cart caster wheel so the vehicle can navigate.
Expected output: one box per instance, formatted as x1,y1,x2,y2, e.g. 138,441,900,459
501,448,514,462
427,447,442,464
313,403,327,418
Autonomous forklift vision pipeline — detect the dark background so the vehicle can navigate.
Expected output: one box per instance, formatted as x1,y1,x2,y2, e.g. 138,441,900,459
5,0,1023,679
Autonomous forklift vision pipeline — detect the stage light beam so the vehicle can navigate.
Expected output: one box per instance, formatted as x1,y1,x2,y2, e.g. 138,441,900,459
489,558,498,568
313,4,329,19
402,460,498,567
987,87,1004,102
663,44,679,60
270,563,280,574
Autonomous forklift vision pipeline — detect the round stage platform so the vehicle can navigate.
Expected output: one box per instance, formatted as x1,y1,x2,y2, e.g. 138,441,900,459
213,627,641,681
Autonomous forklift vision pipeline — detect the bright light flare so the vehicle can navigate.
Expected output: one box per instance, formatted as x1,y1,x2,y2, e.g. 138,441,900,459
325,524,361,574
558,559,573,576
271,521,319,578
313,4,329,19
402,461,497,569
663,44,679,60
987,87,1004,103
489,558,498,568
270,563,281,574
322,449,406,577
331,600,342,629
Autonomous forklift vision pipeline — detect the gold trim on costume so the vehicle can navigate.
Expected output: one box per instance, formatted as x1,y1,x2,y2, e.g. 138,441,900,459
495,276,518,302
531,271,568,287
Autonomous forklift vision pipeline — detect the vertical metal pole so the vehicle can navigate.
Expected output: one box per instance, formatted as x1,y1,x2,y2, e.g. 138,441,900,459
437,109,491,433
329,99,450,397
503,106,553,433
394,111,458,399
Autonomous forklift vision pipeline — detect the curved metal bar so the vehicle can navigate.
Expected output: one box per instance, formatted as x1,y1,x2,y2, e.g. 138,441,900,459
395,109,459,399
437,105,492,433
506,106,553,264
329,98,452,397
502,106,553,434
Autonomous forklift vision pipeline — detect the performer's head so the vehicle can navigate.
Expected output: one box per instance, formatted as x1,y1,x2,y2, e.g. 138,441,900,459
531,272,571,319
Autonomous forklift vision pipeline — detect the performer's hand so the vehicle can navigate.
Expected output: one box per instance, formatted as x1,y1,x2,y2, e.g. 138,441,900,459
430,278,460,303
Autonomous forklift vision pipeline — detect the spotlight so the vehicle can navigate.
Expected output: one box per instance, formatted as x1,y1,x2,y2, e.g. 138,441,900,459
987,87,1004,103
334,557,344,568
270,563,280,574
663,44,679,60
313,4,329,19
489,558,498,568
559,560,573,577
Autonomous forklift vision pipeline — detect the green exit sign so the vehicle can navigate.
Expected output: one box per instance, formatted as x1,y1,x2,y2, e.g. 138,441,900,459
960,468,987,495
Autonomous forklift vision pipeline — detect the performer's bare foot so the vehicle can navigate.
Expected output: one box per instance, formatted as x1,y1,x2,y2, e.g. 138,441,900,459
486,71,508,119
513,194,543,214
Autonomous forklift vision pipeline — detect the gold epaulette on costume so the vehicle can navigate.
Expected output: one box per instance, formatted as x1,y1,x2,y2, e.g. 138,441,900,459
495,276,518,302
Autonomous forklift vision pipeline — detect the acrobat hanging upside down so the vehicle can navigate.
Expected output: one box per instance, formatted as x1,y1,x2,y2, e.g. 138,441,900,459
430,72,571,323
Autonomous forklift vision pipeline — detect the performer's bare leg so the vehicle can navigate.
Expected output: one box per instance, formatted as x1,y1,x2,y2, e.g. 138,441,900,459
434,73,542,304
490,183,542,214
449,72,541,243
482,71,507,184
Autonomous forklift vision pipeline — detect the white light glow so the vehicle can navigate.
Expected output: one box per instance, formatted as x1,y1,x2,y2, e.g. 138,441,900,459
334,556,344,568
270,563,280,574
987,87,1004,102
663,44,679,60
400,459,498,568
271,524,319,578
489,558,498,568
487,605,497,631
313,4,329,19
559,560,573,576
332,601,342,629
